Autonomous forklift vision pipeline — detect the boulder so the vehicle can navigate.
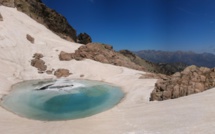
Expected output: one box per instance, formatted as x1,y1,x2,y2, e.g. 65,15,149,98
31,53,47,72
59,51,72,61
31,59,47,71
33,53,43,59
0,13,3,21
54,69,71,78
26,34,35,44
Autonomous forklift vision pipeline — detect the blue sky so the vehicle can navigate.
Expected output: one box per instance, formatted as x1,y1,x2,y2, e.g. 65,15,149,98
42,0,215,53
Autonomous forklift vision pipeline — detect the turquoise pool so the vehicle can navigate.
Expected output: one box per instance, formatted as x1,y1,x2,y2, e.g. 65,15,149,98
1,79,124,121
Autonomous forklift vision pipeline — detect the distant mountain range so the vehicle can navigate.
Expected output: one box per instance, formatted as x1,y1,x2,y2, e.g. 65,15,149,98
134,50,215,68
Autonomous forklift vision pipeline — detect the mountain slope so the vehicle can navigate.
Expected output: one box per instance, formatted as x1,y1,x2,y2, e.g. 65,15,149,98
135,50,215,68
1,0,77,41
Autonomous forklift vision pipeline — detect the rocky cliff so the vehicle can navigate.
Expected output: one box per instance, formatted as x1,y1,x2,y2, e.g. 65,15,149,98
0,0,77,41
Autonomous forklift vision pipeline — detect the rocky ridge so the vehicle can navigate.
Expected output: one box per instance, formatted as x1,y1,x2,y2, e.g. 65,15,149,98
59,43,147,71
135,50,215,68
150,65,215,101
0,0,77,41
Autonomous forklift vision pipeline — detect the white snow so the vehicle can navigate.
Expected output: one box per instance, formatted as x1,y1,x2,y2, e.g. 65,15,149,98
1,6,215,134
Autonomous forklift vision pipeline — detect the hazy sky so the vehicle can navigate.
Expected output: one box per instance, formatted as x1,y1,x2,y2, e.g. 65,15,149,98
42,0,215,53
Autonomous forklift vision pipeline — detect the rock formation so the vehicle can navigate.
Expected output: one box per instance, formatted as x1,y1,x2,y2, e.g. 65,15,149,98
54,69,71,78
150,65,215,101
59,43,146,71
77,33,92,44
26,34,34,43
1,0,77,42
31,53,47,72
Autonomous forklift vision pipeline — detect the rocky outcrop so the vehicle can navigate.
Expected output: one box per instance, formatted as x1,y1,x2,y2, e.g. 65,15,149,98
150,65,215,101
59,43,145,71
26,34,34,43
54,69,71,78
1,0,77,42
0,12,3,21
31,53,47,72
77,33,92,44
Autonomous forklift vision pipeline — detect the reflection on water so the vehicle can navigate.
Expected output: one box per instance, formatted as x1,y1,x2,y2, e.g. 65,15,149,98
1,79,124,121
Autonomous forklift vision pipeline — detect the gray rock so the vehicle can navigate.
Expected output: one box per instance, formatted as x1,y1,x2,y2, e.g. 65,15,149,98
26,34,35,44
0,13,3,21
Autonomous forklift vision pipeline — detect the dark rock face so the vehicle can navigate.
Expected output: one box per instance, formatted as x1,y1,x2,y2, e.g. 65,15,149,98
0,13,3,21
155,63,188,75
31,53,47,72
59,43,146,71
26,34,35,43
54,69,71,78
1,0,77,42
150,65,215,101
77,33,92,44
0,0,15,7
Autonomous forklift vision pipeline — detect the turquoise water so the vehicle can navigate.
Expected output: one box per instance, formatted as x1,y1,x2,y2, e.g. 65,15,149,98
1,79,124,121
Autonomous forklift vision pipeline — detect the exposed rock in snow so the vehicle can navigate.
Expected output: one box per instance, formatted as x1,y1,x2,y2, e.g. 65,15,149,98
54,68,71,78
26,34,34,43
0,12,3,21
